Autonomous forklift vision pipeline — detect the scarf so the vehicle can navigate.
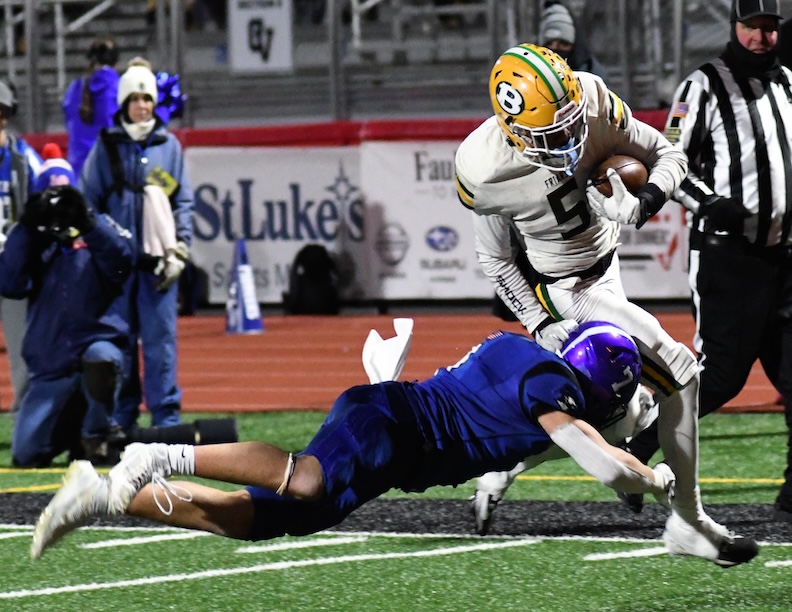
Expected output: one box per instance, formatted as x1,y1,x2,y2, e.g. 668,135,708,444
120,117,157,142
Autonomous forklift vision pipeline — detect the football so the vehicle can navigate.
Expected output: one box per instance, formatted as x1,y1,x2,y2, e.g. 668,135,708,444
590,155,649,197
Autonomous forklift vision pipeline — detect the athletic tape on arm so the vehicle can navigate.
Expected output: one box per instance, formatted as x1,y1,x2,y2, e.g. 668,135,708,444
549,422,658,494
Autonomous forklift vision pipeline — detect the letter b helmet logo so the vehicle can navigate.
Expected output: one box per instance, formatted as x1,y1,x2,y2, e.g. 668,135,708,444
495,82,524,115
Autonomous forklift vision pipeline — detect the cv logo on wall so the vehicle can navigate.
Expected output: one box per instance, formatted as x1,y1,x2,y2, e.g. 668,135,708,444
376,223,410,266
425,226,458,252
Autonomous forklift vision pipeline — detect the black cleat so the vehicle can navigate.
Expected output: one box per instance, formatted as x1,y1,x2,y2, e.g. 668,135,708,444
617,491,644,514
714,536,760,568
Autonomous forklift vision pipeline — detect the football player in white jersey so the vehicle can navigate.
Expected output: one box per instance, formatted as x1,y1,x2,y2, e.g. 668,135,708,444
456,44,757,567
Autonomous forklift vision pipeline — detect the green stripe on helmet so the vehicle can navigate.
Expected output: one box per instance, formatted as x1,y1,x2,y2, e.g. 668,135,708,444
501,45,568,107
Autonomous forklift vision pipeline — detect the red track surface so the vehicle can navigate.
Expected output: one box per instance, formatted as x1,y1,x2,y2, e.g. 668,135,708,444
0,312,779,415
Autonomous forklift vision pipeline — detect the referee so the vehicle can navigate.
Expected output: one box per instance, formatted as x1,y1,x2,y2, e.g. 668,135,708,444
624,0,792,523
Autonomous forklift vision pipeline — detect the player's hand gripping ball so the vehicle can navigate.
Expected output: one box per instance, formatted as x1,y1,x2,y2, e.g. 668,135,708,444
590,155,649,197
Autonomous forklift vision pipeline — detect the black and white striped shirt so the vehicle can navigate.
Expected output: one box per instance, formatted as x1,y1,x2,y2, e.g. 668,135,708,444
664,57,792,248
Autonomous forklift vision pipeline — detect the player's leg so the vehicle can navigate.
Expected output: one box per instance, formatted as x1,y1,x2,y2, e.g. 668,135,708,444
30,441,324,559
126,480,255,538
544,255,758,566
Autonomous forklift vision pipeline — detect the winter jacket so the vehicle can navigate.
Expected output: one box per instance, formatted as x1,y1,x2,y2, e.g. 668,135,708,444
1,132,42,223
78,120,193,250
62,66,120,177
0,214,134,379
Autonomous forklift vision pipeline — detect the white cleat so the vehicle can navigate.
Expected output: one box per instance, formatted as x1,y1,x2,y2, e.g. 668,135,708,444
470,490,502,536
108,443,172,514
31,461,109,560
663,511,759,568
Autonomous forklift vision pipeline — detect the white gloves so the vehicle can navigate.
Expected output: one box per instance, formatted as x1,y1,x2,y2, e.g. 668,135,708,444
651,462,676,508
362,318,414,383
534,319,579,353
586,169,643,225
155,240,189,292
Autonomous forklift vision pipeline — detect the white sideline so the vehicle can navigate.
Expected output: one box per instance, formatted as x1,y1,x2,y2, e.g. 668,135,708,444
0,539,539,600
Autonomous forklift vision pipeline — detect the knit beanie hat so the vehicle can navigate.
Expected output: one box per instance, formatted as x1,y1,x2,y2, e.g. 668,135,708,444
730,0,782,22
34,143,76,192
540,4,576,45
117,64,158,106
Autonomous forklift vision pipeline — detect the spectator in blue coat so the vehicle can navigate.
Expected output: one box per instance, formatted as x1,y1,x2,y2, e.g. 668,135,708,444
1,182,134,467
80,60,193,432
0,79,42,415
62,36,120,178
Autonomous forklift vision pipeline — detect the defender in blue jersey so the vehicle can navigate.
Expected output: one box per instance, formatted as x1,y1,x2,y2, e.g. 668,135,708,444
31,321,756,566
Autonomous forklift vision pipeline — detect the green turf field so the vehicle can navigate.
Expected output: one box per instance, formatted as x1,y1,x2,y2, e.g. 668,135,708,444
1,411,791,611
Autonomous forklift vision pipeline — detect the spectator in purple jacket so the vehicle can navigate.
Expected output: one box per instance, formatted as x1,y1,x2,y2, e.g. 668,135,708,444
62,36,120,178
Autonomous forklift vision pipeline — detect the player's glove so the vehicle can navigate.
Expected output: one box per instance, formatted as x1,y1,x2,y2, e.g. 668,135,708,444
700,195,750,234
586,170,664,229
533,318,579,353
650,461,675,509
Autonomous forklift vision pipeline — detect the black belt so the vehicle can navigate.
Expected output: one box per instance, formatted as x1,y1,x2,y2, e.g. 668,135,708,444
534,249,616,285
691,230,792,262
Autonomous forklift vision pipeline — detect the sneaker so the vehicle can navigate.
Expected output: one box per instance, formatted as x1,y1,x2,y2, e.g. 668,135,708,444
107,442,172,514
617,491,644,514
30,461,109,560
663,511,759,568
470,490,501,536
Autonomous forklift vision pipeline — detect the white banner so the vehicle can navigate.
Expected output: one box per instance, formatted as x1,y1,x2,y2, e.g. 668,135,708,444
186,143,689,303
617,204,690,298
228,0,293,73
185,147,362,304
360,141,492,299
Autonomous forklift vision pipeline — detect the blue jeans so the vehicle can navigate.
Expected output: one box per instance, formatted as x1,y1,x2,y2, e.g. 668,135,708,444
12,340,125,467
114,269,182,429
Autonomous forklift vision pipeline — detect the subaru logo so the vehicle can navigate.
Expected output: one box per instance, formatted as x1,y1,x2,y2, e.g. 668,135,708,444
425,226,458,252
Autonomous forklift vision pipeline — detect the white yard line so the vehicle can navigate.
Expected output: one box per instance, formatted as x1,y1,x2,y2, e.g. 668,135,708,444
236,535,368,553
81,532,213,549
0,539,539,600
584,547,669,561
0,531,31,540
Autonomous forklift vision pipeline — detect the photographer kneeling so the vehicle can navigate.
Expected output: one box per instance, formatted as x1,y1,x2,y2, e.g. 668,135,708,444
0,180,135,467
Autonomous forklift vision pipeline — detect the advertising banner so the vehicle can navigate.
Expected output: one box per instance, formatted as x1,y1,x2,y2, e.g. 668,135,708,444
617,203,689,298
360,140,492,299
185,146,363,304
186,139,689,304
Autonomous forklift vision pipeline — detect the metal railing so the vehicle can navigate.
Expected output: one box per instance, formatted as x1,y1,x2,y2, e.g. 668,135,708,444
0,0,698,134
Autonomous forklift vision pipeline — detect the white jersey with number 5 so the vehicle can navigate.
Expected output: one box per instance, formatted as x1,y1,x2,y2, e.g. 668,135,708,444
455,71,687,334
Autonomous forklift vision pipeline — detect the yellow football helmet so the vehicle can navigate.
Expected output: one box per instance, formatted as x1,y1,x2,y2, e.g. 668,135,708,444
489,43,588,172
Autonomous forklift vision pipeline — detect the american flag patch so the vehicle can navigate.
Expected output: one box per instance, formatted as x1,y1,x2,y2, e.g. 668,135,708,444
671,102,688,119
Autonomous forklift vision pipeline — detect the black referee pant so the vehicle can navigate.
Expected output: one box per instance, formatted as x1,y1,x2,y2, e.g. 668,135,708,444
628,232,792,503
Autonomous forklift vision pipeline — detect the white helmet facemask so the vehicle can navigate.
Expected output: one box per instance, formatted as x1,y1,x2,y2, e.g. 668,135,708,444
510,92,589,174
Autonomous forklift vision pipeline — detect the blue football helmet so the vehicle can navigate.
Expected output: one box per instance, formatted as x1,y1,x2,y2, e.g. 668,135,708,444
560,321,641,408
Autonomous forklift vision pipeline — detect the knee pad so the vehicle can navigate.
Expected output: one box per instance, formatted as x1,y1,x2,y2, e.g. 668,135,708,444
82,360,120,405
